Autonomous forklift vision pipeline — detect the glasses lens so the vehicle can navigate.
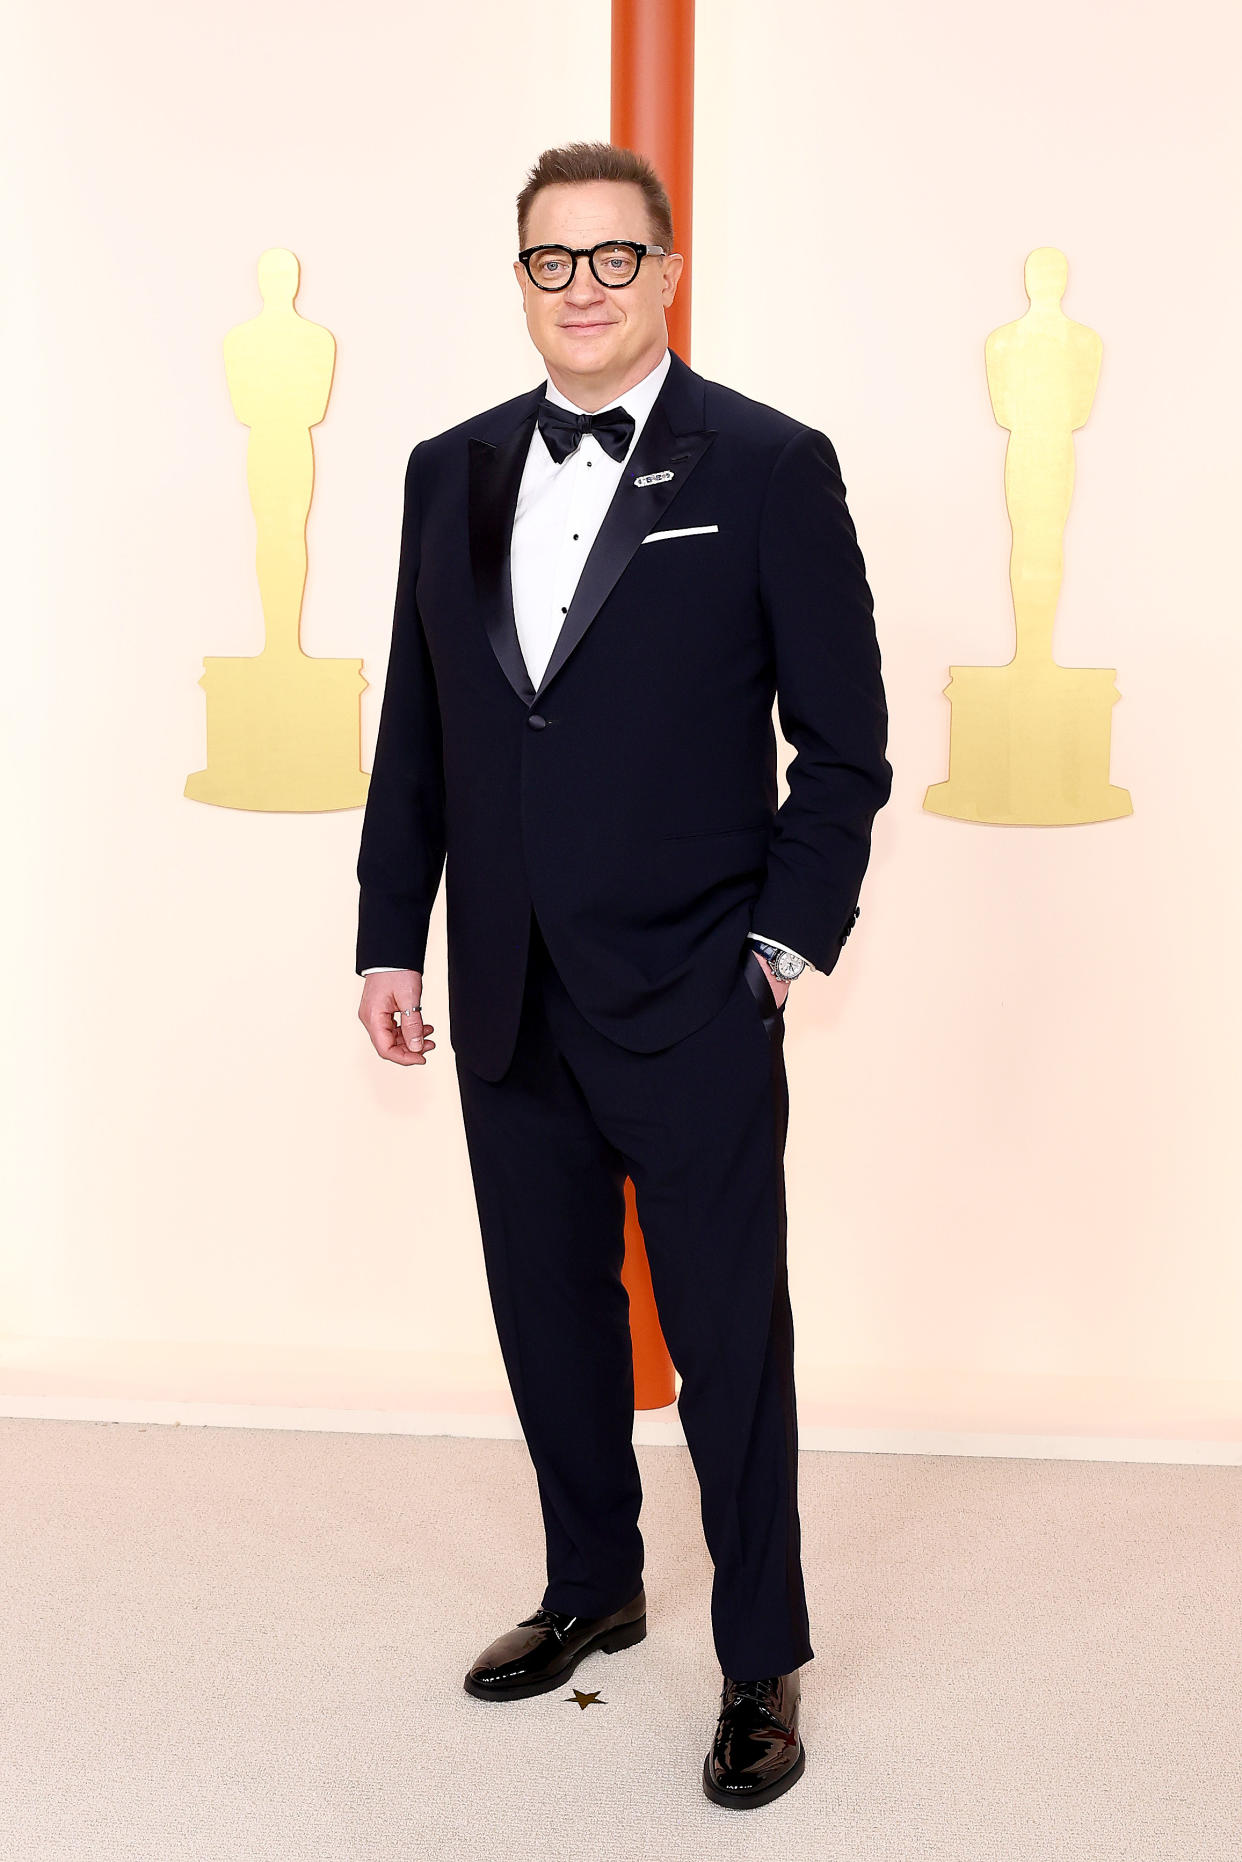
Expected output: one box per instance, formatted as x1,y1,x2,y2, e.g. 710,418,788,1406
592,244,639,286
527,247,575,289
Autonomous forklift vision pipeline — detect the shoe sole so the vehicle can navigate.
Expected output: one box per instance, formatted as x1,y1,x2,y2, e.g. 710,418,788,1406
462,1612,647,1701
701,1740,806,1807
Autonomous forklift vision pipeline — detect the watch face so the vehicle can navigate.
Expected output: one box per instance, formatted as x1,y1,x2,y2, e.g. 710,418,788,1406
773,951,804,981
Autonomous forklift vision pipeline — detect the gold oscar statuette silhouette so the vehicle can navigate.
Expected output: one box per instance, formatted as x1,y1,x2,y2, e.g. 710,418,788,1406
185,248,369,811
924,247,1132,824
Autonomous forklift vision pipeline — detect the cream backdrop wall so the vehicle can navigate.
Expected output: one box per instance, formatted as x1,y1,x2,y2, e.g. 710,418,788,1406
3,0,1239,1453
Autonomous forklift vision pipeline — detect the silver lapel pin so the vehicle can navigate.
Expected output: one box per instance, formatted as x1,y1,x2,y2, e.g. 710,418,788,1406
633,469,675,487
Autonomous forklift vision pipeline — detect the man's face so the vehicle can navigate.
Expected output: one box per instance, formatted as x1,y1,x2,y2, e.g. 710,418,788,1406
514,180,683,402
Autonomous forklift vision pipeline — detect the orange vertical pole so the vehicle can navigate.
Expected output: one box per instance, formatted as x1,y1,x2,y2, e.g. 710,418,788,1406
611,0,695,360
610,0,695,1411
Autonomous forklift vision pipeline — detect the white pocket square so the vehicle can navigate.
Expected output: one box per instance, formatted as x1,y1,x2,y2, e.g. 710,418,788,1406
641,524,720,544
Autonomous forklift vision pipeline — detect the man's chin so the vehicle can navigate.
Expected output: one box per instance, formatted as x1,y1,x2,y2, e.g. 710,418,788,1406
551,332,622,367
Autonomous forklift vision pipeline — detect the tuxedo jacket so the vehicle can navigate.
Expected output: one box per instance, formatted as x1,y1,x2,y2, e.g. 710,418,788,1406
356,346,893,1082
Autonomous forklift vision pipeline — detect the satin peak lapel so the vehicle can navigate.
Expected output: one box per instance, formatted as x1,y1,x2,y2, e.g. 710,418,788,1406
468,391,544,707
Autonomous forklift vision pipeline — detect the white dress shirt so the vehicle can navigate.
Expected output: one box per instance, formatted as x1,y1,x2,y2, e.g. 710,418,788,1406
362,345,809,977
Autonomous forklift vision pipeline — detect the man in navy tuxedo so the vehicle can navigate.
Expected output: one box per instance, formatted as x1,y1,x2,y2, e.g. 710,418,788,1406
356,141,891,1808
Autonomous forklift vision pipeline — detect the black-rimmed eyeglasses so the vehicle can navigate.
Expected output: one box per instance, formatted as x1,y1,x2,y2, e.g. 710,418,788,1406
517,240,668,291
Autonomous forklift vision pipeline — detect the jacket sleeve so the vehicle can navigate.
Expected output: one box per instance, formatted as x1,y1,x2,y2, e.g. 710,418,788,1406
355,442,447,975
749,425,892,975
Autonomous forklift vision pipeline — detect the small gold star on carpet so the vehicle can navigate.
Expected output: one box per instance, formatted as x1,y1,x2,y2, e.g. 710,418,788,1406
568,1689,605,1709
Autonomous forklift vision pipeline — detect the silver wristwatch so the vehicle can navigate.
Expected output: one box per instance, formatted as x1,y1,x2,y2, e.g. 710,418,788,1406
749,939,808,983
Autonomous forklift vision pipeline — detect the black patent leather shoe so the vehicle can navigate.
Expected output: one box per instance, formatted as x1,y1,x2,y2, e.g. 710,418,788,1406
702,1670,805,1807
463,1587,647,1700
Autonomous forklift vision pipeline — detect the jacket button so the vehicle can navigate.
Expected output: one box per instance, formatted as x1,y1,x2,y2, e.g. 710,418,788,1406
527,713,547,730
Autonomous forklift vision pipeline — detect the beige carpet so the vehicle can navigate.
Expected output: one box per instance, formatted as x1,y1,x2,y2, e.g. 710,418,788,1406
0,1417,1237,1860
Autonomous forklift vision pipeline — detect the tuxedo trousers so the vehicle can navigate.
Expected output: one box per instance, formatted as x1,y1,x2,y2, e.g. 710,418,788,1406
453,905,815,1679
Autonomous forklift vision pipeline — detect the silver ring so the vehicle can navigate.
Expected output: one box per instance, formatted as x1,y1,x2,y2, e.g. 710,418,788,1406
396,1006,424,1021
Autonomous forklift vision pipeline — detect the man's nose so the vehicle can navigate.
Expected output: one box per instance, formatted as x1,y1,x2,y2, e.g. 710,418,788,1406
565,262,607,304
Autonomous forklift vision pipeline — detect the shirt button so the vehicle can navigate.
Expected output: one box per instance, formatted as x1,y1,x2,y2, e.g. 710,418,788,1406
527,713,547,730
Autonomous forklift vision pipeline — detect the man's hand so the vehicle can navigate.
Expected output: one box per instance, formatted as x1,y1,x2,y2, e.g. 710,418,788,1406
751,950,791,1010
358,970,437,1066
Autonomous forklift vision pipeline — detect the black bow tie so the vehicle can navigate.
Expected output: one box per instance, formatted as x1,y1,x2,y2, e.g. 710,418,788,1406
537,399,636,465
